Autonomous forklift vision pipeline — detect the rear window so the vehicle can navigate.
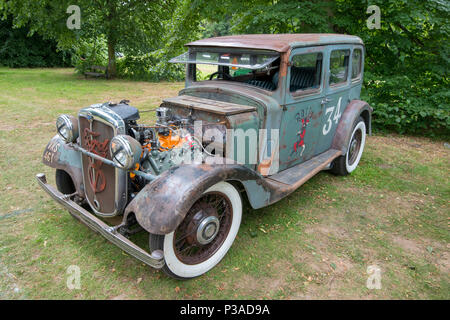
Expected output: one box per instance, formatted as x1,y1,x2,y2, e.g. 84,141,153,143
329,49,350,85
351,49,362,79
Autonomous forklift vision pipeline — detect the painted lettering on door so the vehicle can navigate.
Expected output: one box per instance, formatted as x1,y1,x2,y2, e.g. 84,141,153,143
291,111,312,157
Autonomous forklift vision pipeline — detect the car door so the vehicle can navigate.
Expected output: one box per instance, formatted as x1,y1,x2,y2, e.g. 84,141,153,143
278,46,325,171
317,46,352,153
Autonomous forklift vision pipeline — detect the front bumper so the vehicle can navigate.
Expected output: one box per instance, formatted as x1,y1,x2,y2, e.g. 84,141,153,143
36,173,164,269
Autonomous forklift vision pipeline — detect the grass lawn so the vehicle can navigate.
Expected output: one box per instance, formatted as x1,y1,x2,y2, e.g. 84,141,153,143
0,68,448,299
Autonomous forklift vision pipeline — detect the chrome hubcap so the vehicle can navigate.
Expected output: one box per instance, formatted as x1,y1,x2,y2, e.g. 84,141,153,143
173,192,233,265
196,216,220,245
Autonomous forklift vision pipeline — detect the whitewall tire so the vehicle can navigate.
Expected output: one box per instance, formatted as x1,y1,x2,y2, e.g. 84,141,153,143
331,117,366,175
345,120,366,173
149,181,242,279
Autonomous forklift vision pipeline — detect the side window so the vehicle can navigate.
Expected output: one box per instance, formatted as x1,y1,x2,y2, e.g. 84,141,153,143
329,49,350,85
290,52,322,93
351,49,362,80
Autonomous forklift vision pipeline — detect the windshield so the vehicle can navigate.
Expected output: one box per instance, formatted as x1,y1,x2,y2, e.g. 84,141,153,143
170,48,281,91
170,49,279,70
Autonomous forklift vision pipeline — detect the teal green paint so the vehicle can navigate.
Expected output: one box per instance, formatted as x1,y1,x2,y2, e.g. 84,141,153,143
51,136,82,169
241,180,271,209
59,144,82,169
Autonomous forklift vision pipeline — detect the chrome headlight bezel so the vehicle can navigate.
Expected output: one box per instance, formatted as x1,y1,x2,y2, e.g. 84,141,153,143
56,114,78,143
110,135,142,170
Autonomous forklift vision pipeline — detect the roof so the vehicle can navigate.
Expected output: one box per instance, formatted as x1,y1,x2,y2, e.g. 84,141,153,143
187,34,364,53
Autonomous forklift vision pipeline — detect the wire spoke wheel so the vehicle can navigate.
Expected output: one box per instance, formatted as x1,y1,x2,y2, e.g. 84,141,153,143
173,192,233,265
149,181,242,279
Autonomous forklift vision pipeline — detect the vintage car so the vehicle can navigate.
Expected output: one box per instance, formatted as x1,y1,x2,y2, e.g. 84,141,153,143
37,34,372,279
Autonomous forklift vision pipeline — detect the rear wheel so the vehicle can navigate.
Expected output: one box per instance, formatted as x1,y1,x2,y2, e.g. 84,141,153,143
149,181,242,279
331,116,366,176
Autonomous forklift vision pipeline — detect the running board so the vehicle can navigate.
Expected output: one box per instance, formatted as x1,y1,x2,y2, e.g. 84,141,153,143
266,149,342,189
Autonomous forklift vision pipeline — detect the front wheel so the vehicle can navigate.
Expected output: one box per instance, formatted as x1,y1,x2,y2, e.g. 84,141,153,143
149,181,242,279
331,116,366,176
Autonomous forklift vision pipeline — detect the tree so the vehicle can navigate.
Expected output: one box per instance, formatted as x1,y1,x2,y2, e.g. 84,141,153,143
0,16,71,67
0,0,175,77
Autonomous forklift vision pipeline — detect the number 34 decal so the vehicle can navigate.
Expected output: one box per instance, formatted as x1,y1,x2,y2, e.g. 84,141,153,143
322,97,343,135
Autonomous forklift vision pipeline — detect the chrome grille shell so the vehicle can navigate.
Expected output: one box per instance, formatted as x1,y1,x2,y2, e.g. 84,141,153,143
78,104,128,217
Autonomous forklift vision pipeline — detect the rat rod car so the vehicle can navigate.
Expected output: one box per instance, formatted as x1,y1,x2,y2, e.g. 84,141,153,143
37,34,372,279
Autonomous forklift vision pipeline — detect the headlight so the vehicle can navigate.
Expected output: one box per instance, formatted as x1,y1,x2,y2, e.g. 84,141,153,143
110,135,142,170
56,115,78,142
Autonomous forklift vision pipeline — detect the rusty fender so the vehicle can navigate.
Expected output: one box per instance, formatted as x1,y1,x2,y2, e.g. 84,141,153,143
42,135,84,197
124,162,275,235
332,100,373,154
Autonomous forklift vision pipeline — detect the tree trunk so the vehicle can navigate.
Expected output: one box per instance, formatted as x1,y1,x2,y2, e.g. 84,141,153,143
105,0,118,79
107,39,116,79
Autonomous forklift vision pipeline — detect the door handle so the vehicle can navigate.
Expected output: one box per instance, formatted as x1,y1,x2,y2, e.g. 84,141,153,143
321,98,332,105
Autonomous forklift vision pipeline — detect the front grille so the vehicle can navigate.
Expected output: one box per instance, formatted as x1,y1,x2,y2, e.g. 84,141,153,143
79,116,118,215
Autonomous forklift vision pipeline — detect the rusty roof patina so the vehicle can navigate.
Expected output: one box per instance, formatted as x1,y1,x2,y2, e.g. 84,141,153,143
187,34,363,52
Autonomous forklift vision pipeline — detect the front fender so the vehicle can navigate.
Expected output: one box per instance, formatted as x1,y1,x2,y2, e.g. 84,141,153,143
332,100,372,154
125,162,264,235
42,135,84,197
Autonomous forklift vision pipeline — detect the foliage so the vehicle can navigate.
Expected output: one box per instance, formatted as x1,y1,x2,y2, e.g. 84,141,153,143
115,0,205,81
0,17,71,67
71,38,108,75
362,73,450,136
0,0,177,77
116,51,185,81
199,18,231,39
194,0,331,34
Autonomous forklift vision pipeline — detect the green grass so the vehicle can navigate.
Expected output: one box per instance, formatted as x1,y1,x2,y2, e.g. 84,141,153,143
0,68,449,299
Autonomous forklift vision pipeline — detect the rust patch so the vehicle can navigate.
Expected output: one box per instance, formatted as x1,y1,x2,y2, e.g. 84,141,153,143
187,34,362,53
83,128,109,194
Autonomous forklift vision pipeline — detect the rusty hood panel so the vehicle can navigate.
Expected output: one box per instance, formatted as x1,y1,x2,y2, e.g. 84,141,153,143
179,82,281,115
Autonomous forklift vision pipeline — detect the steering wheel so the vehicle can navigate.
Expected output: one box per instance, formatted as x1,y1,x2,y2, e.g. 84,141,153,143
209,71,232,81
